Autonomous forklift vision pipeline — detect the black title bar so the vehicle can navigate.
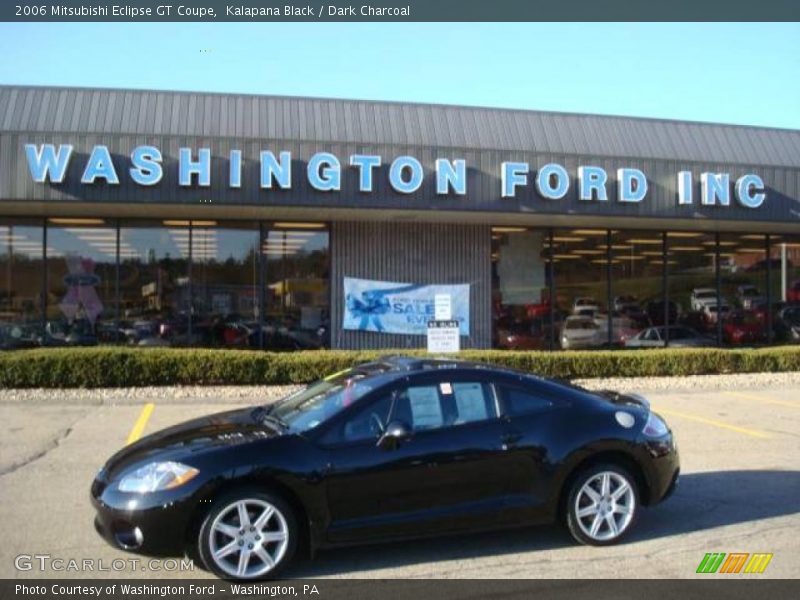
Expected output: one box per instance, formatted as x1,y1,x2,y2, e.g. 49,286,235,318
2,0,799,22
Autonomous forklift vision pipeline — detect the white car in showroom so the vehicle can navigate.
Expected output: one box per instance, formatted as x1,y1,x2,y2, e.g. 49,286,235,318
690,288,718,312
560,315,603,349
571,297,602,314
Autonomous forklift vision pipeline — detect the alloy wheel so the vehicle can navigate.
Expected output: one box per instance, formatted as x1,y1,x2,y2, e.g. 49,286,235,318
207,498,289,578
574,470,636,542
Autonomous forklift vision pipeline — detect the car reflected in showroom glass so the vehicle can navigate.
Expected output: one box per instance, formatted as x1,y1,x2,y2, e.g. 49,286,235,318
91,357,680,580
624,326,714,349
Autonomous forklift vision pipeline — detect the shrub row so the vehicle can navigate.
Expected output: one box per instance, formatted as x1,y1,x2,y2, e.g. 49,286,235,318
0,346,799,388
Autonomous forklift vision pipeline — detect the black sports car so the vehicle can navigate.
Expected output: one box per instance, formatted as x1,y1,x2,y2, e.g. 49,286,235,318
91,356,679,580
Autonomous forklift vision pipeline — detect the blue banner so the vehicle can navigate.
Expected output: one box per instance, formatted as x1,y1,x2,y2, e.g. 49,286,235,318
343,277,470,335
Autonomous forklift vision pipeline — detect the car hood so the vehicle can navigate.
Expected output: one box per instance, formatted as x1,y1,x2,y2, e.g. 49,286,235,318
100,407,281,480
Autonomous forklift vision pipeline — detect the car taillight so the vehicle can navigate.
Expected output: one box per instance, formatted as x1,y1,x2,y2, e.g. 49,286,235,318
643,412,669,437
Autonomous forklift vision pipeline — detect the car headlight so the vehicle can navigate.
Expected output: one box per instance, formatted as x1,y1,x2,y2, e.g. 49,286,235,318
643,412,669,438
117,461,199,493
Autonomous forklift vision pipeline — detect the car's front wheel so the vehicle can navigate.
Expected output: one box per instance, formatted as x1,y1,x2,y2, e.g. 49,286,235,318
198,489,297,580
565,464,639,545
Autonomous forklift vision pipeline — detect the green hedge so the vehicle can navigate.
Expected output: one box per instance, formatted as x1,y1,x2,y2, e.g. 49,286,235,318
0,346,799,388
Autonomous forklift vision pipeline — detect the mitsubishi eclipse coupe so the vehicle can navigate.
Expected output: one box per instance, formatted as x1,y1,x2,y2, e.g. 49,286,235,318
91,357,679,580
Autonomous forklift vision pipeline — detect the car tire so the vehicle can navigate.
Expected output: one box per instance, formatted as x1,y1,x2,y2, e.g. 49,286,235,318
565,464,639,546
198,489,298,580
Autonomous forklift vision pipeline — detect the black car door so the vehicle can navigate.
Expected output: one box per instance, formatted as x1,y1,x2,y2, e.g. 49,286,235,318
491,374,569,525
318,371,512,544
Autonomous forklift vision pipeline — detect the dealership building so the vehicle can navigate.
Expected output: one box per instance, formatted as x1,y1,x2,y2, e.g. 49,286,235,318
0,85,798,351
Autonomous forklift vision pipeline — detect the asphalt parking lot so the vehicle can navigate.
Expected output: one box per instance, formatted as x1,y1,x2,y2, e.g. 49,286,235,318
0,385,798,580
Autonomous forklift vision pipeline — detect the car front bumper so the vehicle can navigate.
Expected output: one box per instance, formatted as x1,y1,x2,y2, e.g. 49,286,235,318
91,478,200,556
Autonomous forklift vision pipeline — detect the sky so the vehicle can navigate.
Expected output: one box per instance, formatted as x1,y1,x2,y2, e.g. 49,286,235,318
0,22,798,129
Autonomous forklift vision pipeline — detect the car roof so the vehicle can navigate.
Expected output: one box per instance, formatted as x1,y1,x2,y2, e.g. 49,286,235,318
351,355,524,379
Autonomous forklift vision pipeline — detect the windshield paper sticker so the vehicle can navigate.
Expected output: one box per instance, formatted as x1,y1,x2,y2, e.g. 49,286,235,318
407,386,443,430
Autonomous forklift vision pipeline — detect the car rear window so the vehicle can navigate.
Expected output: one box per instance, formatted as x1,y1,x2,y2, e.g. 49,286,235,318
498,386,553,416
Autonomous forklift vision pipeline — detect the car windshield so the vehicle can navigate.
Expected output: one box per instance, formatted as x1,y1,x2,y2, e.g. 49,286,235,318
266,370,383,433
696,292,715,299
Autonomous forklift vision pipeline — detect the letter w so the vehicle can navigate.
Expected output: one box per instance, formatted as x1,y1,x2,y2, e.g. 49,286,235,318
25,144,73,183
696,553,726,573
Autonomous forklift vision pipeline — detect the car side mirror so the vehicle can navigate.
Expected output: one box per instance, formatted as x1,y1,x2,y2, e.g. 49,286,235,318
376,420,412,451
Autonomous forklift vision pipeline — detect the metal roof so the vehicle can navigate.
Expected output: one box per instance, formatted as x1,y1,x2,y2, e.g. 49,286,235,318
1,85,799,168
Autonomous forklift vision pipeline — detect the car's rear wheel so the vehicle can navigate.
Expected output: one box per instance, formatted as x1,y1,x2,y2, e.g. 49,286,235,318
565,464,639,546
198,490,297,580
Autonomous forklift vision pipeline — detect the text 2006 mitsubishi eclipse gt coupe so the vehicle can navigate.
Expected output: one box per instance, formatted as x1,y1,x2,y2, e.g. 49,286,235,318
91,357,679,580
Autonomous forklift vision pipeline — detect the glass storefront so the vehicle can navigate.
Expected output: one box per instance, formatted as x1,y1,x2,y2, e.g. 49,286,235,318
552,228,609,350
491,227,552,350
119,221,192,347
263,223,330,350
718,232,768,346
191,221,260,348
0,219,44,349
610,229,664,346
1,216,797,352
666,231,718,344
491,227,798,351
0,218,330,350
46,218,119,346
771,234,800,344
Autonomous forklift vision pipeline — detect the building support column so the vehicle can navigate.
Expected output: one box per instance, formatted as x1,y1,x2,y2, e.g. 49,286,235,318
606,229,613,347
662,231,669,347
715,232,722,346
766,234,773,344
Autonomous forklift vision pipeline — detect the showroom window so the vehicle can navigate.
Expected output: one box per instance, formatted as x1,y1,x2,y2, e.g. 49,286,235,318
46,218,119,346
770,233,800,345
666,231,719,345
262,222,330,350
610,229,664,347
118,220,191,347
491,227,553,350
190,221,260,349
552,228,609,350
717,232,769,346
0,219,44,349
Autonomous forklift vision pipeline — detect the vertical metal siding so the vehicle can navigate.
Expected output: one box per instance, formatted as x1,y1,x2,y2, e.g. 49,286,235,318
330,221,491,350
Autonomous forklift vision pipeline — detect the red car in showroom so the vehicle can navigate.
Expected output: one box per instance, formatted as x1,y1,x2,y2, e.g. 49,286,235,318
723,310,766,345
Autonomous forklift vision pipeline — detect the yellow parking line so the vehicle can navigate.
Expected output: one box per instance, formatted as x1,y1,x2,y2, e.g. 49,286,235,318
126,403,155,445
722,391,799,409
652,406,771,439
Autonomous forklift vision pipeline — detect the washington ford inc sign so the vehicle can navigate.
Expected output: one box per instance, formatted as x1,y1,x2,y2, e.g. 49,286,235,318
24,143,766,208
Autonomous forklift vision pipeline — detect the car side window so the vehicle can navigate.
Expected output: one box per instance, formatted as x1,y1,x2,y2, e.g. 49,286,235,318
321,393,394,445
497,384,554,417
391,381,496,432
